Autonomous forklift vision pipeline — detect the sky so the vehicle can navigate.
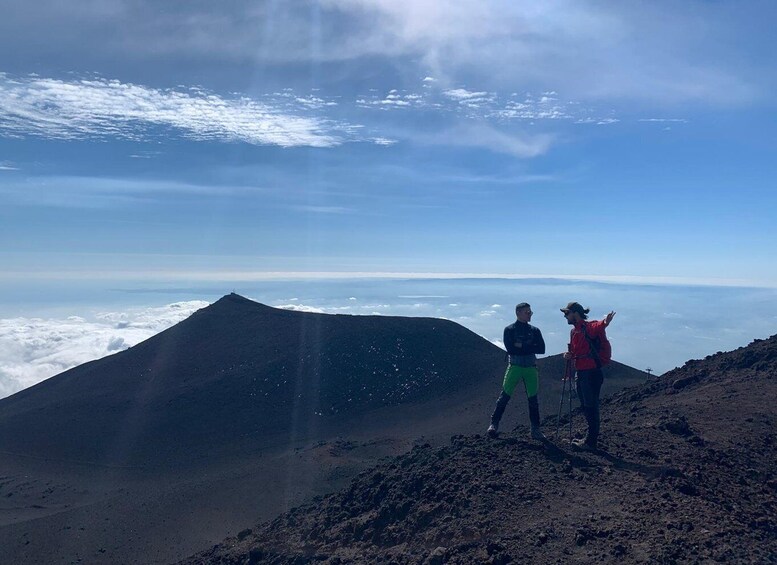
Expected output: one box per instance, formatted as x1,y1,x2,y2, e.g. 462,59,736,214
1,2,776,397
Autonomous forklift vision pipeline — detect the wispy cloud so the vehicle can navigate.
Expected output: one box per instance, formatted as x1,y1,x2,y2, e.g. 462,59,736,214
443,88,495,108
0,74,615,156
293,205,356,214
357,83,614,125
321,1,761,105
0,176,266,208
575,117,620,125
2,2,764,108
638,118,689,123
432,123,554,158
356,89,425,109
0,161,18,171
0,74,363,148
497,92,571,120
371,137,398,146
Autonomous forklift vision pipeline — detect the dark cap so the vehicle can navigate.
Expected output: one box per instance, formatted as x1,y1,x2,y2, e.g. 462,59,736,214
560,302,589,316
515,302,531,310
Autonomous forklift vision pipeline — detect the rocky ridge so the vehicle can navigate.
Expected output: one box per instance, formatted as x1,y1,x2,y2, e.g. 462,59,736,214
184,335,777,564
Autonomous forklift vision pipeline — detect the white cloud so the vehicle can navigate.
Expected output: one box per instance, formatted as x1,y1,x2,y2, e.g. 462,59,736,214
638,118,689,123
320,0,759,105
497,94,573,120
274,302,356,314
3,2,763,109
443,88,492,101
356,90,425,109
0,74,363,148
354,84,615,130
0,72,619,160
275,304,326,313
293,95,339,109
0,161,19,171
0,300,208,399
432,123,554,158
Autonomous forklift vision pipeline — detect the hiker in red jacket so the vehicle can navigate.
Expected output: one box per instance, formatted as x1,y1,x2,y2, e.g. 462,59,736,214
561,302,616,450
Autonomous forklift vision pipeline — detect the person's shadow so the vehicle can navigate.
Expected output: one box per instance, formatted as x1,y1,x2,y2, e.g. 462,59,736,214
540,439,682,479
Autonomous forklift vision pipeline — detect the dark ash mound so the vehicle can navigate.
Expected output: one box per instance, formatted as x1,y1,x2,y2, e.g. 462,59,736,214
0,294,505,465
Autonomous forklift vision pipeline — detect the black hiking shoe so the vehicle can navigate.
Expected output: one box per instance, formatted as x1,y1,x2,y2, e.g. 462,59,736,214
487,424,498,438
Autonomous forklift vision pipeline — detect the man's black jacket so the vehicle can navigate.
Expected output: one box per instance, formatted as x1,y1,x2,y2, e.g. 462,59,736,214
503,321,546,357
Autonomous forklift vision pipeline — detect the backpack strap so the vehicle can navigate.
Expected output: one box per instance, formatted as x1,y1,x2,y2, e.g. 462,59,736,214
581,322,602,369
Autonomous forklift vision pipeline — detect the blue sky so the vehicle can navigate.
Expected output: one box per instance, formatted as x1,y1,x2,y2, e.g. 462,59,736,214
1,0,776,284
1,2,777,397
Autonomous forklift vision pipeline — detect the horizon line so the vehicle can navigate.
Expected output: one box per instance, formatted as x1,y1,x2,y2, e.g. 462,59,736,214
0,270,774,289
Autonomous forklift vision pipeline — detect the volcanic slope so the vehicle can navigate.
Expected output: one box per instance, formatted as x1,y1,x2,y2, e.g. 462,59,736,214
0,294,647,565
0,293,507,466
185,334,777,564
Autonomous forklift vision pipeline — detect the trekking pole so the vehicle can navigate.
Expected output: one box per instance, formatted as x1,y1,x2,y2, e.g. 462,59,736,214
555,358,569,439
568,361,573,442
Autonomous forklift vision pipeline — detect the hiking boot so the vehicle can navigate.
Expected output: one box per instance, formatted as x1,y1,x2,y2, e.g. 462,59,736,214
571,438,596,451
530,426,546,441
487,424,498,438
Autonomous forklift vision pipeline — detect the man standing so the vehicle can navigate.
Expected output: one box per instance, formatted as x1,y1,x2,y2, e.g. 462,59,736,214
561,302,616,450
487,303,546,441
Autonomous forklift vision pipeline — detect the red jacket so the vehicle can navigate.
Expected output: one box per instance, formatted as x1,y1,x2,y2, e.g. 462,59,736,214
569,319,607,371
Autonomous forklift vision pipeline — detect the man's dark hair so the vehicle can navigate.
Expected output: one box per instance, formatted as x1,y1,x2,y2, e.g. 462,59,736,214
515,302,531,311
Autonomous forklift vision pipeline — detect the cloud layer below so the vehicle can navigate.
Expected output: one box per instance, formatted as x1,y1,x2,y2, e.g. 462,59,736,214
0,301,207,398
3,278,775,400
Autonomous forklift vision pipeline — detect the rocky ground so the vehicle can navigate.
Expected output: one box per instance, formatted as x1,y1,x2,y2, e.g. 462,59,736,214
183,335,777,564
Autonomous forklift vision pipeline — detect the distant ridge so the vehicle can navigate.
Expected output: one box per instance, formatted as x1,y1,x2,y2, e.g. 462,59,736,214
0,294,506,465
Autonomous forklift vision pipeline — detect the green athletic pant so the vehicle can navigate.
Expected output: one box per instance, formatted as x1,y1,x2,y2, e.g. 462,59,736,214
502,365,539,398
490,365,541,429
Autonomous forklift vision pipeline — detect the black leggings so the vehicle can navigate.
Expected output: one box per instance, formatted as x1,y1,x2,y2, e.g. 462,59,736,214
576,368,603,444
